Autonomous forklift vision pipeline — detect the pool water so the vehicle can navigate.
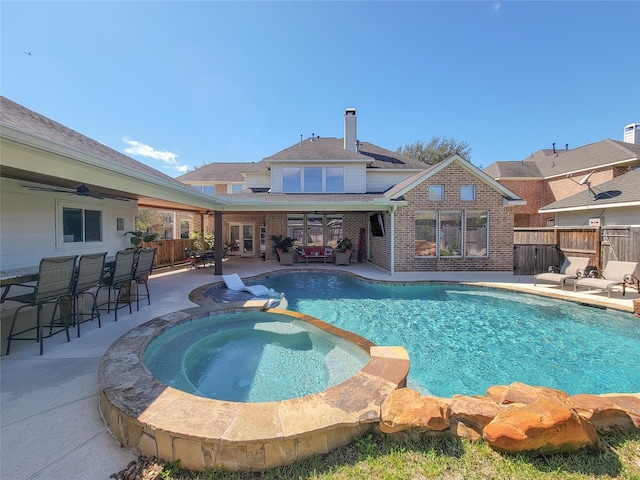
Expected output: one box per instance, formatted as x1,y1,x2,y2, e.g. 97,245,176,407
143,311,369,402
258,272,640,397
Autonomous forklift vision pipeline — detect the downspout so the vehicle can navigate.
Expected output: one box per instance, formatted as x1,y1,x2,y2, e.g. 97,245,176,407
390,205,396,276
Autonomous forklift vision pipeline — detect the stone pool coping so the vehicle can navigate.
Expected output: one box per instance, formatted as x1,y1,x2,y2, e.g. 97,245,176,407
98,300,410,472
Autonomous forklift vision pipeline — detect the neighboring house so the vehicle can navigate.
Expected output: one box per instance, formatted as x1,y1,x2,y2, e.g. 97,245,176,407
0,96,224,270
538,166,640,227
484,124,640,227
211,109,525,273
176,162,251,237
178,162,250,195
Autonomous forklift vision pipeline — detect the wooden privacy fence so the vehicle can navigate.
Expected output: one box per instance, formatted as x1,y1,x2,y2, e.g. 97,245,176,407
513,226,640,275
151,239,195,268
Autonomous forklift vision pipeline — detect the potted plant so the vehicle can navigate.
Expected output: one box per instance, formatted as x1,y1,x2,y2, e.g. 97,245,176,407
270,235,296,264
335,237,353,265
124,230,162,250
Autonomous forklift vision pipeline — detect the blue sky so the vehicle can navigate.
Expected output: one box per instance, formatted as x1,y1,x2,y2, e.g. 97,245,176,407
2,1,638,176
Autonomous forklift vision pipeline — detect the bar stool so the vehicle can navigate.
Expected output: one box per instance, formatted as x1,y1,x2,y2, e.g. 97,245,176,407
3,255,77,355
98,249,135,321
72,252,107,337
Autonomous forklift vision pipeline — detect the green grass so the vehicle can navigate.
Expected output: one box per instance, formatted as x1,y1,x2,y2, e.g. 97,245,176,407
157,429,640,480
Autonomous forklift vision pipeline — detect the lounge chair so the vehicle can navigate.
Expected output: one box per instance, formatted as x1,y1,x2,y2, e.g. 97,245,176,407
533,256,590,290
222,273,271,296
574,261,640,297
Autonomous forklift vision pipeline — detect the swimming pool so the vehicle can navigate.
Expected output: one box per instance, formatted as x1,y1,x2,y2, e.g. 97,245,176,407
255,272,640,397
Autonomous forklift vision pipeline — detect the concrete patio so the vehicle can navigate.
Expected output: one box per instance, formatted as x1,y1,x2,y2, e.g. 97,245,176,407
1,257,638,479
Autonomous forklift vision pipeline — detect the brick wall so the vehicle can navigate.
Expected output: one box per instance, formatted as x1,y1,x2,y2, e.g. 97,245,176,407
222,214,267,258
377,162,515,272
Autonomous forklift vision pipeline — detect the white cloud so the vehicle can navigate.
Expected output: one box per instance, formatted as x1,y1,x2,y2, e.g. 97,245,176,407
493,2,501,13
122,137,190,172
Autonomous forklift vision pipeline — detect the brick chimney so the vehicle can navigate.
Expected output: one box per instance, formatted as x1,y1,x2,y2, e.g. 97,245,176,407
344,108,357,152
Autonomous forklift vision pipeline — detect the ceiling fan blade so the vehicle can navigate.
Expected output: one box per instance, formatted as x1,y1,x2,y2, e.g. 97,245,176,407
23,184,130,201
23,185,75,194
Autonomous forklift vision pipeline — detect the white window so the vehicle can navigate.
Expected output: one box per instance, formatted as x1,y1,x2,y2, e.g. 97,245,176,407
325,167,344,192
283,167,302,192
283,166,344,193
429,185,444,201
231,184,243,193
62,206,102,243
193,185,214,195
304,167,322,192
461,185,476,201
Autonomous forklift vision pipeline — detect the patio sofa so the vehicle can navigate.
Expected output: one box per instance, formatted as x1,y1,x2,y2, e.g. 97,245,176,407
296,246,335,263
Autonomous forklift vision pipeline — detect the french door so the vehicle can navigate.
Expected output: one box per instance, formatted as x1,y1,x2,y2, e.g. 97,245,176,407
229,223,255,257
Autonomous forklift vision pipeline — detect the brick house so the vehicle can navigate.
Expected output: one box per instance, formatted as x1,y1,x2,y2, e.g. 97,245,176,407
484,124,640,227
194,109,525,273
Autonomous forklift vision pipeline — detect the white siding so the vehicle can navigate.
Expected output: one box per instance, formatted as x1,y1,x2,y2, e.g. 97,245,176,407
555,206,640,227
344,164,366,193
367,170,420,193
244,172,271,189
270,166,284,193
0,178,137,269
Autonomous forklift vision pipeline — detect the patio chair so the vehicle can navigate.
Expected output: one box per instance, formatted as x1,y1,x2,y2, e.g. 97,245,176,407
132,248,155,311
98,249,136,321
3,255,78,355
222,273,272,296
533,256,590,290
574,261,640,297
72,252,107,337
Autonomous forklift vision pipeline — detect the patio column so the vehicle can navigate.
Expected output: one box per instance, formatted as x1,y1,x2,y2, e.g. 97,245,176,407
214,211,224,275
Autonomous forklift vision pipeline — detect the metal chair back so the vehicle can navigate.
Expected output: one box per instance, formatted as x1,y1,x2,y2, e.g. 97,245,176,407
75,252,107,293
34,255,78,302
110,249,136,285
134,248,155,280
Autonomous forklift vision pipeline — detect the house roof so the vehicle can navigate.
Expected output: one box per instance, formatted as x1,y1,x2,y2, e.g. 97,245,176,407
0,96,221,211
384,154,525,206
243,137,426,172
177,162,252,182
539,168,640,213
1,96,177,184
485,139,640,180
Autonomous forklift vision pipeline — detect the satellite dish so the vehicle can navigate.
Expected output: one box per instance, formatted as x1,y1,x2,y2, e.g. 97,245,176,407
578,170,595,186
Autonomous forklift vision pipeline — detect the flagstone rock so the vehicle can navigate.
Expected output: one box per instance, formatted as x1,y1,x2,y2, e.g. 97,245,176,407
450,395,504,432
570,394,637,431
380,388,450,434
497,382,570,406
483,399,599,454
605,395,640,428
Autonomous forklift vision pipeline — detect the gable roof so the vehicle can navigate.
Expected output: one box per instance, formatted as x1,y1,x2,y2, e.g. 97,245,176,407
384,154,525,206
177,162,252,182
485,139,640,180
244,137,426,172
539,168,640,212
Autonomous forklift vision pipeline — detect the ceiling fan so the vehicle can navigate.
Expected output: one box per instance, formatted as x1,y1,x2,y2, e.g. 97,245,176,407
22,183,131,201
